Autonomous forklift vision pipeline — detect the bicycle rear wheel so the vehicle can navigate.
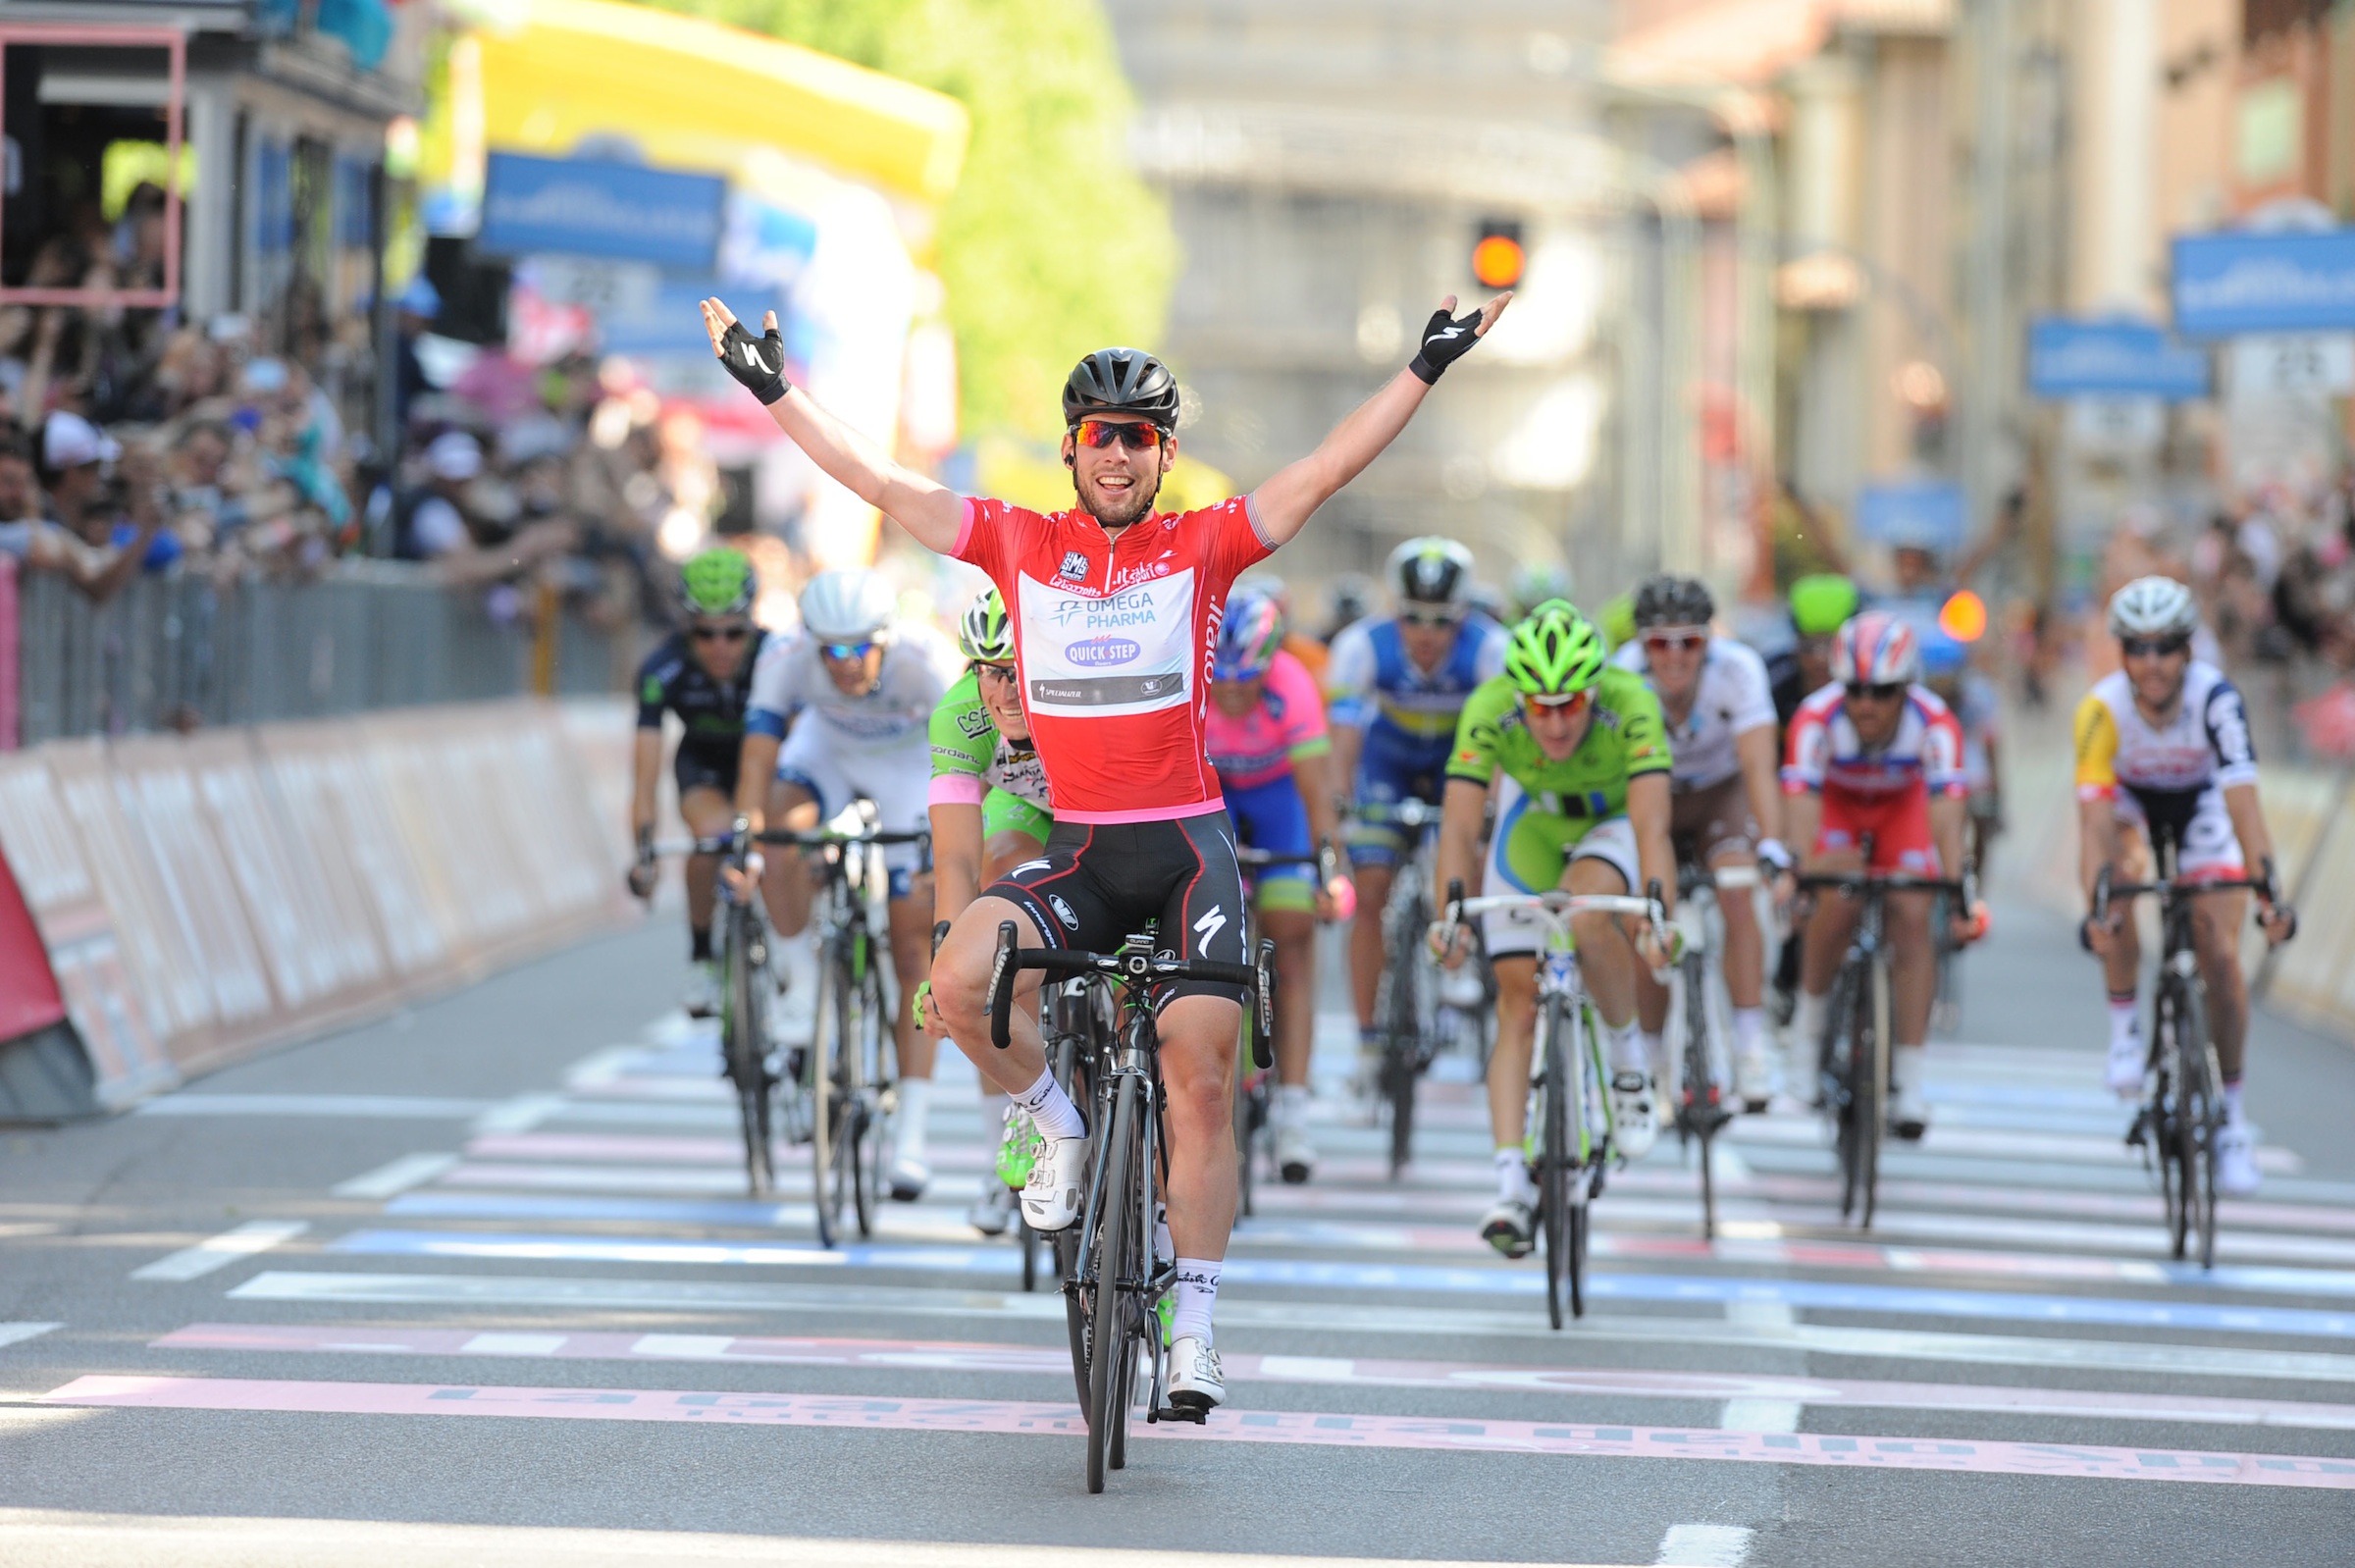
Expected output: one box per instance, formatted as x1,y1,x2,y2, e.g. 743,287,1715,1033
1539,996,1571,1330
1380,889,1428,1178
1084,1072,1142,1494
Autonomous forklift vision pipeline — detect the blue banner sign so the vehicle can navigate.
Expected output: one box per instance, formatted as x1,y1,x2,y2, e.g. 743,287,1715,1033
1857,479,1965,553
480,153,726,272
2026,317,2210,400
2172,229,2355,337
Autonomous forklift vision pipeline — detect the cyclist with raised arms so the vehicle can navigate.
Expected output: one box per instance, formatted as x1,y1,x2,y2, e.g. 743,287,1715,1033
734,567,962,1202
2077,576,2295,1195
1207,589,1348,1183
1611,574,1784,1108
701,285,1508,1414
1431,601,1676,1258
627,549,772,1018
1782,612,1977,1138
1326,538,1510,1071
923,587,1053,1234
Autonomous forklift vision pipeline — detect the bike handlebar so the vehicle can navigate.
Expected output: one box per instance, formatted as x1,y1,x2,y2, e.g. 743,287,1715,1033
1794,870,1967,898
984,921,1268,1054
761,828,932,848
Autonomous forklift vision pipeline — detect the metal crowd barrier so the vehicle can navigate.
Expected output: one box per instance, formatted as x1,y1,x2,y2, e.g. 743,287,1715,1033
13,562,624,746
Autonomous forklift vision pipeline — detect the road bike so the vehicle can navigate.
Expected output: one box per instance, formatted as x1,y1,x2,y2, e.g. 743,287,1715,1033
2096,839,2277,1272
1230,846,1323,1216
1796,847,1965,1229
1360,798,1488,1177
985,920,1270,1492
1669,859,1757,1239
1445,880,1661,1328
775,804,929,1249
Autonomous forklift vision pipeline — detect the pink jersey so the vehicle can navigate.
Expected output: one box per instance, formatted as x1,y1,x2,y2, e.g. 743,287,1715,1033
1206,650,1330,791
953,494,1274,822
1783,681,1967,801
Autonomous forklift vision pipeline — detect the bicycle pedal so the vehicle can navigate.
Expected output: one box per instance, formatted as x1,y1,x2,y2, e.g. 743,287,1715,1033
1151,1405,1208,1426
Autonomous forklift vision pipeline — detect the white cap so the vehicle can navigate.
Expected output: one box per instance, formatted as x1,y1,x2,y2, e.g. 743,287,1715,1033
425,430,483,482
43,410,120,471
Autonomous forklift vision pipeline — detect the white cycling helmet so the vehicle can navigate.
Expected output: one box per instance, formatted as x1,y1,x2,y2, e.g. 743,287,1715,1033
2107,575,2198,642
1830,610,1920,686
799,568,896,644
1387,536,1475,607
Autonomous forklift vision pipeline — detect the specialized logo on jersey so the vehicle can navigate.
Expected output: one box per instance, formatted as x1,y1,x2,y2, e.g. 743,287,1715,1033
956,706,993,738
1192,904,1229,947
1059,550,1090,582
1011,859,1052,876
1046,894,1080,931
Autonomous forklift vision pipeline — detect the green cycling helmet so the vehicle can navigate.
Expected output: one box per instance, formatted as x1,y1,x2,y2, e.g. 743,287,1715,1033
680,548,756,618
1596,591,1638,652
1789,572,1860,638
1504,600,1605,699
959,587,1015,664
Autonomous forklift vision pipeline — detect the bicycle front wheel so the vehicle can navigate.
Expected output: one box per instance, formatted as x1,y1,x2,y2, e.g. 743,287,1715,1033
811,945,850,1248
1084,1072,1142,1493
721,912,771,1195
1539,995,1571,1330
2174,977,2223,1270
1681,949,1721,1239
1853,953,1890,1229
1380,889,1428,1178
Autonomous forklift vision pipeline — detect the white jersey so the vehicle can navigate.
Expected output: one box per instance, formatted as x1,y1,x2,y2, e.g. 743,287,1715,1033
746,624,962,752
1610,637,1777,791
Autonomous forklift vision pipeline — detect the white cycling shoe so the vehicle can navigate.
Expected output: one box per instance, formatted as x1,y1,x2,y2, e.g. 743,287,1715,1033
1165,1334,1226,1413
1274,1122,1317,1185
682,961,718,1019
1479,1196,1537,1259
887,1151,930,1202
1610,1071,1658,1160
968,1180,1016,1236
2106,1033,2146,1099
1732,1039,1773,1111
1020,1134,1089,1231
2216,1123,2263,1195
1889,1077,1931,1142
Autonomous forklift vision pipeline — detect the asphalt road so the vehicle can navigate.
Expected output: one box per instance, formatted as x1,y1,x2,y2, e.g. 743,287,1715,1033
5,894,2355,1567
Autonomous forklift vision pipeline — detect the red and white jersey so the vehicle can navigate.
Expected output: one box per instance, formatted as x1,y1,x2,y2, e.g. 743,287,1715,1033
1782,681,1967,801
953,494,1275,822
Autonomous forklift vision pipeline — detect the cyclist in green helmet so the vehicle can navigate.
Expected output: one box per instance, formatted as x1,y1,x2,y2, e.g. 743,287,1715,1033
1431,600,1678,1258
923,588,1056,1235
629,548,771,1019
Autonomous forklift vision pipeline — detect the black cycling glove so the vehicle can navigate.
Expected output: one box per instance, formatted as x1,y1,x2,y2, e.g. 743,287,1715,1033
716,316,791,405
1407,300,1490,385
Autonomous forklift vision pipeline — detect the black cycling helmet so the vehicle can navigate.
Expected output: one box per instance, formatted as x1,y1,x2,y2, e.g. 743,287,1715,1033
1632,573,1714,630
1063,347,1181,432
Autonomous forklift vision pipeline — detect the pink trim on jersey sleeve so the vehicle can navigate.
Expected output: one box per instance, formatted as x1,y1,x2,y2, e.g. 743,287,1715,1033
951,497,977,560
1265,652,1328,750
928,774,986,808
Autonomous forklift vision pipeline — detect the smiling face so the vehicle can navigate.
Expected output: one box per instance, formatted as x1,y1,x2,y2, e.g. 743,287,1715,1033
1641,628,1707,705
976,661,1028,741
1063,414,1174,530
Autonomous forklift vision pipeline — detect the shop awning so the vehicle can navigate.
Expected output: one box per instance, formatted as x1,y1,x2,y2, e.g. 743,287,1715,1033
468,0,968,207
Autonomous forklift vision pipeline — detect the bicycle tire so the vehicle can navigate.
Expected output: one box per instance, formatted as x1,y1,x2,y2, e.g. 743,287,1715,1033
1856,951,1890,1230
2154,980,2189,1257
2175,976,2222,1271
721,911,769,1194
850,950,888,1237
1540,994,1570,1331
1085,1072,1141,1493
1828,962,1863,1222
1682,948,1718,1240
1381,888,1427,1178
810,940,845,1248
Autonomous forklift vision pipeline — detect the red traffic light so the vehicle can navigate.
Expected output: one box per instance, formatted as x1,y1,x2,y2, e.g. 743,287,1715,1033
1472,221,1525,289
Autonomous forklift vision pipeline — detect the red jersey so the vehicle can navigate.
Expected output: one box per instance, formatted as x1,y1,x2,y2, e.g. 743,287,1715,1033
953,494,1275,822
1781,681,1967,801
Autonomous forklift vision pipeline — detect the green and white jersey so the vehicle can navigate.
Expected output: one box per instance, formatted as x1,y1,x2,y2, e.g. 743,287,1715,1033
1444,668,1672,816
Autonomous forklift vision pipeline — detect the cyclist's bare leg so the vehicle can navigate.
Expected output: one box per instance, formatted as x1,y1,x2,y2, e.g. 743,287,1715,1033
1159,994,1244,1260
981,829,1047,883
1798,849,1864,996
1632,952,1669,1034
2192,887,2251,1081
1263,904,1318,1089
887,880,937,1081
1484,956,1539,1148
1887,888,1936,1046
758,780,822,938
1711,847,1765,1009
1564,857,1640,1030
1347,861,1396,1029
678,785,734,935
930,894,1052,1095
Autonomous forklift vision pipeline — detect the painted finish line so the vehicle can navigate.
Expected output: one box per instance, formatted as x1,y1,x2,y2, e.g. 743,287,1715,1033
38,1375,2355,1490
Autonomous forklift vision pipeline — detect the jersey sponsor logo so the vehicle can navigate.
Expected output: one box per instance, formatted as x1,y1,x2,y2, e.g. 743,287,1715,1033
1111,559,1174,587
1046,894,1080,931
1011,859,1052,876
1059,550,1091,582
1046,587,1163,631
1192,904,1229,947
1065,636,1141,668
956,706,994,738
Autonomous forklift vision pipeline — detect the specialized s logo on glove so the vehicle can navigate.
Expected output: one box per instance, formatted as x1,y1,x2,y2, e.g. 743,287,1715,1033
716,317,791,405
1407,299,1491,385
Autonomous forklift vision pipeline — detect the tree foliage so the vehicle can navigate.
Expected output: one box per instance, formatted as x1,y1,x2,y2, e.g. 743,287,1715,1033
643,0,1175,443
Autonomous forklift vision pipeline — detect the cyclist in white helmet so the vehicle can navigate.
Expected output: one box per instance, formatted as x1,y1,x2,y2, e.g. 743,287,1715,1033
735,567,963,1200
2076,575,2296,1195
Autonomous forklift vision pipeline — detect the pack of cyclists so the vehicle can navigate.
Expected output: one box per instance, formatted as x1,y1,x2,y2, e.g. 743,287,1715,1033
636,284,2300,1418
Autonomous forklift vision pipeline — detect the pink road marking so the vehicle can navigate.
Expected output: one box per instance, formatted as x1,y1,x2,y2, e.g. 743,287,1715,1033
40,1374,2355,1489
147,1326,2355,1432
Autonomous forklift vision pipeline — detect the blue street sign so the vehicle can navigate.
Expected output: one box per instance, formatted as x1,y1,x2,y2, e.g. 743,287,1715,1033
2026,317,2210,400
2172,229,2355,337
479,152,726,272
1857,479,1966,553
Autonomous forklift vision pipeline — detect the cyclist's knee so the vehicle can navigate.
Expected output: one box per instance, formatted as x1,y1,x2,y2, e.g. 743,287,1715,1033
1492,959,1538,1026
1886,894,1931,945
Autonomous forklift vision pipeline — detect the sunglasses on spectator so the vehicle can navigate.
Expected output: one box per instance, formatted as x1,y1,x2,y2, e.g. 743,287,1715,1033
2121,635,2190,659
1643,631,1707,653
1845,681,1906,704
1521,689,1594,716
975,661,1019,684
1071,418,1165,451
691,623,751,644
1398,607,1463,629
821,640,878,662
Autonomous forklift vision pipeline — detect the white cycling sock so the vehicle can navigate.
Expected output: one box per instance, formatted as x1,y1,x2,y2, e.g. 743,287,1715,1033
1636,1028,1665,1079
2107,992,2140,1049
1170,1257,1222,1345
1012,1067,1084,1142
1493,1145,1535,1204
1792,989,1830,1052
2223,1081,2245,1125
895,1076,931,1161
1892,1043,1925,1098
1274,1083,1311,1129
1732,1007,1766,1060
1608,1020,1648,1076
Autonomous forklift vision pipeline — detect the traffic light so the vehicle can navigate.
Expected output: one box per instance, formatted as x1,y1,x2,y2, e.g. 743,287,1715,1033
1471,219,1525,289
